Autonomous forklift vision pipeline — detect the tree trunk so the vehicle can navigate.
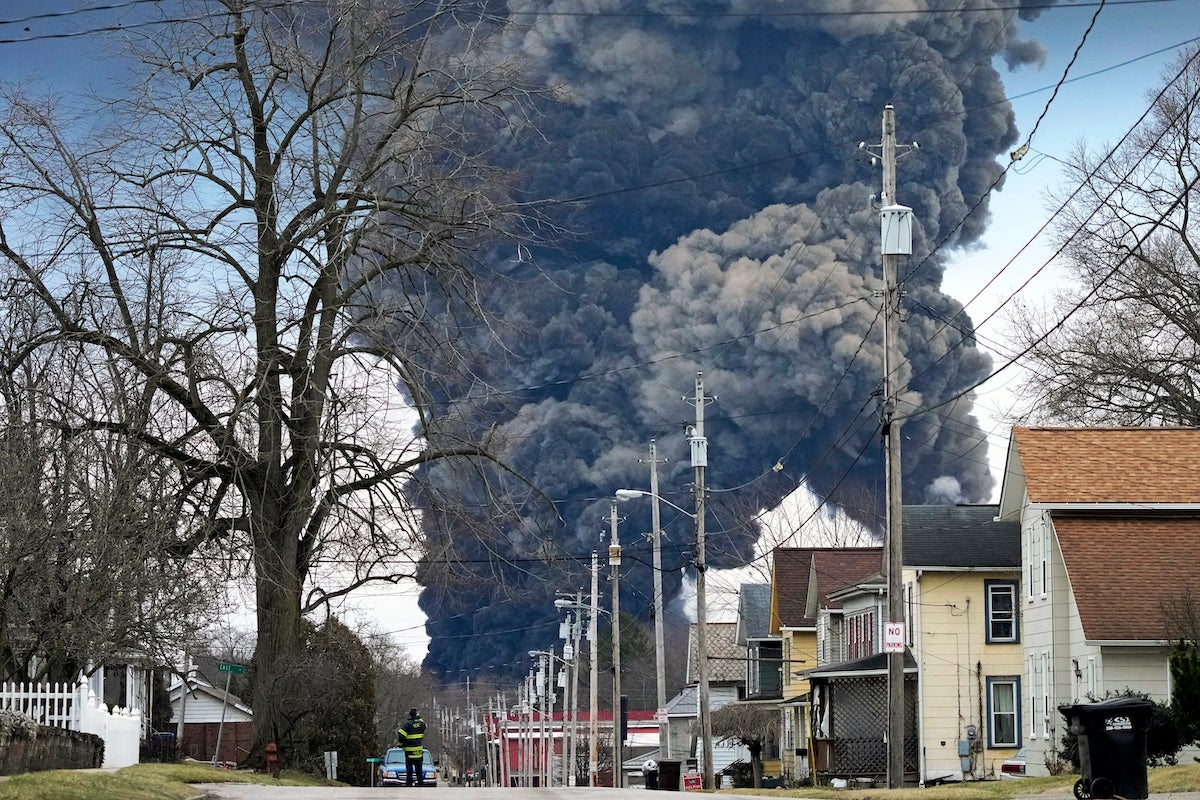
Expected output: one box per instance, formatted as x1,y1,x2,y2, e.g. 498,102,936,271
251,515,304,758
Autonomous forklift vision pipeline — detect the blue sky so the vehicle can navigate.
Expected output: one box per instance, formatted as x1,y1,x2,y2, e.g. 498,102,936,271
943,0,1200,489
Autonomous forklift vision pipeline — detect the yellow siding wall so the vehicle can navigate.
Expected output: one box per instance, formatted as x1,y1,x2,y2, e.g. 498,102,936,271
909,569,1023,781
779,629,818,780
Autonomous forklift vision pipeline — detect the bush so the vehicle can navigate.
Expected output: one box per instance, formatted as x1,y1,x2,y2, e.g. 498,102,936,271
0,709,37,741
723,760,752,788
1060,689,1181,769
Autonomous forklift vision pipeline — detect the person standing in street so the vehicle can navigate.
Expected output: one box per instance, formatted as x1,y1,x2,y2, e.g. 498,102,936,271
396,708,428,786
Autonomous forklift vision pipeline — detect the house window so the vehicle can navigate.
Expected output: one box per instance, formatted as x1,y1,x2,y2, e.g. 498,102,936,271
1029,655,1042,739
1028,524,1042,597
1040,652,1053,737
987,676,1021,748
1029,651,1054,738
846,610,875,660
985,581,1019,643
1040,518,1051,594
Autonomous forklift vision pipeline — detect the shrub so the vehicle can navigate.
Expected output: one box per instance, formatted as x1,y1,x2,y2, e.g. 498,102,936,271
1060,689,1181,770
0,710,37,741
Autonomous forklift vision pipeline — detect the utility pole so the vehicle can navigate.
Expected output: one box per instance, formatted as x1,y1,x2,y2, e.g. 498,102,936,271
644,439,669,759
608,499,622,788
570,590,582,785
589,550,600,788
876,103,914,789
688,372,715,790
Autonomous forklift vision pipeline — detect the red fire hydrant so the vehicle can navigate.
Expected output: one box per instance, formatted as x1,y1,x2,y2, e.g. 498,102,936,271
264,741,280,778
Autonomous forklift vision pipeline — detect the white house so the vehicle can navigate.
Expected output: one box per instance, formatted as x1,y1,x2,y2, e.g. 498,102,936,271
997,426,1200,775
169,670,254,764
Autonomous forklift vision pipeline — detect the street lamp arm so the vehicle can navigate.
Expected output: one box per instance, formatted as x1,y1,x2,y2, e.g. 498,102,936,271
614,488,696,519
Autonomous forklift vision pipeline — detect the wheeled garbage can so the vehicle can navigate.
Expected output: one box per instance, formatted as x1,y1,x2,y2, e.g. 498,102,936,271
1058,697,1154,800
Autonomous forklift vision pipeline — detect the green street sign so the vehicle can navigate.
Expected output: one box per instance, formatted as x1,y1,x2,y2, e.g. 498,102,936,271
218,662,245,674
366,757,381,763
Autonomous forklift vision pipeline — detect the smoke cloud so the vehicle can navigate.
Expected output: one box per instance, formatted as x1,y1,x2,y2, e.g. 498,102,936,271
407,0,1046,681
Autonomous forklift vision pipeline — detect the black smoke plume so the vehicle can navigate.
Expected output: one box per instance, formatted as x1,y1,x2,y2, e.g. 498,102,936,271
406,0,1050,683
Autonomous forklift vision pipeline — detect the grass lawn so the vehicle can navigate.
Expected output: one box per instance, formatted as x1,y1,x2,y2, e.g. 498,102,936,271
721,761,1200,800
0,761,339,800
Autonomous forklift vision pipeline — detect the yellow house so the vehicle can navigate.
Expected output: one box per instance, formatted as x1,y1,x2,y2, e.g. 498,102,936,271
903,505,1023,783
769,547,882,783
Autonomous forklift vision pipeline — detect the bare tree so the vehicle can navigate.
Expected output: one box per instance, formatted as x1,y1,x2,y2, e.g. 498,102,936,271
0,0,536,752
0,296,216,682
709,702,780,788
1009,45,1200,425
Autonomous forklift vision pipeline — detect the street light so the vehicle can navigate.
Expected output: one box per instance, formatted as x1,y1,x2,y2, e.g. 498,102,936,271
555,556,603,787
615,488,695,518
614,486,689,762
529,649,568,786
615,486,712,789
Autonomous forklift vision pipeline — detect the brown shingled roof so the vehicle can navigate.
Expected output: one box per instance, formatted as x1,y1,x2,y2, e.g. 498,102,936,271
1014,427,1200,504
1054,516,1200,641
687,622,743,684
771,547,883,631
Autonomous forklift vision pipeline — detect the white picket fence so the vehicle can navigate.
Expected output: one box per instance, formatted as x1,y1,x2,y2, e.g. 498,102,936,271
0,680,142,768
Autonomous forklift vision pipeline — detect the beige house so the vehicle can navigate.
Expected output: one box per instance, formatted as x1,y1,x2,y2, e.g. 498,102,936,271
903,504,1022,782
769,547,882,782
997,427,1200,776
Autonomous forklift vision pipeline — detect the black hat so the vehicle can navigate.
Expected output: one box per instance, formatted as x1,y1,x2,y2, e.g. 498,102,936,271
409,708,419,718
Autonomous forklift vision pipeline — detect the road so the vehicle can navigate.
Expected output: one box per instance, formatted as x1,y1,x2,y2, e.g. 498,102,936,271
191,786,1200,800
191,788,769,800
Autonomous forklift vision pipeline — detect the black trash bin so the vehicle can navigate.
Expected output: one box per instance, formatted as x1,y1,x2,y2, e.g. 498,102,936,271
645,768,660,790
1058,697,1155,800
657,759,682,791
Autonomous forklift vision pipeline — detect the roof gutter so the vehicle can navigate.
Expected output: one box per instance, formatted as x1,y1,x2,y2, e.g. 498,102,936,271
1029,503,1200,512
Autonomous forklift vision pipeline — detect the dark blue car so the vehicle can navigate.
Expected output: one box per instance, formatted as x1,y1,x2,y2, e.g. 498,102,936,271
379,747,437,786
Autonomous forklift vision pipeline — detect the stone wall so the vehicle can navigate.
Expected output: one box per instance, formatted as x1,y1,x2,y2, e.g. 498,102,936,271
0,725,105,775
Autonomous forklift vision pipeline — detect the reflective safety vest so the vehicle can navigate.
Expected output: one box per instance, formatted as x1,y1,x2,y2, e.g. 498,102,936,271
397,716,427,758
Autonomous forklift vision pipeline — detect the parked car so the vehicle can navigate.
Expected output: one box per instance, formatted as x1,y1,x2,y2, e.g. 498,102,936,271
1000,747,1027,779
378,747,438,786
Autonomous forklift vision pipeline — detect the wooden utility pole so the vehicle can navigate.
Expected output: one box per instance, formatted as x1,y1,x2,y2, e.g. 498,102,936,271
608,501,622,787
688,372,715,790
878,103,914,789
645,440,669,759
589,551,599,787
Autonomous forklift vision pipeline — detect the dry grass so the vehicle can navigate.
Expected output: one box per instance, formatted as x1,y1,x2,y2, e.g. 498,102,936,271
719,760,1200,799
0,761,338,800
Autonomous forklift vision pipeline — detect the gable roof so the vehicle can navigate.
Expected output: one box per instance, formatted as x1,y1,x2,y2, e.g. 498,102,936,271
736,584,773,645
687,622,743,685
771,547,883,631
168,677,254,719
1054,515,1200,642
1001,427,1200,511
904,504,1019,569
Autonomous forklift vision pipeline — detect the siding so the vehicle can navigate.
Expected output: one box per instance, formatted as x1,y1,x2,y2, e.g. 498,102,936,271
910,570,1022,782
1101,647,1170,700
171,689,253,724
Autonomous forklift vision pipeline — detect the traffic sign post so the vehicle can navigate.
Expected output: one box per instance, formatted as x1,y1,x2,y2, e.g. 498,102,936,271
213,663,244,766
884,623,905,654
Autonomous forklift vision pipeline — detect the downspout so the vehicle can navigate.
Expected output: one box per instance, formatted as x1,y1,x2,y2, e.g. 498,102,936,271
913,575,927,788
